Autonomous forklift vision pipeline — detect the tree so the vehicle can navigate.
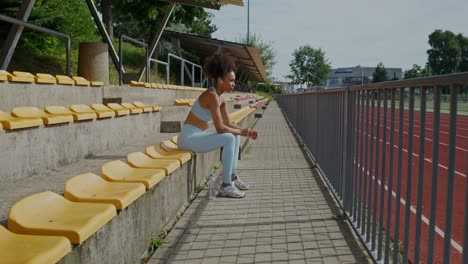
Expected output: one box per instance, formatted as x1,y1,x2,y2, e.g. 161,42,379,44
286,45,331,88
457,33,468,72
106,0,217,40
427,30,462,75
237,33,276,78
403,64,431,79
372,62,388,83
101,0,113,40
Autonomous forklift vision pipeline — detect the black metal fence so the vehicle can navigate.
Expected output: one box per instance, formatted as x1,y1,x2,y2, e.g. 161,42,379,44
277,73,468,264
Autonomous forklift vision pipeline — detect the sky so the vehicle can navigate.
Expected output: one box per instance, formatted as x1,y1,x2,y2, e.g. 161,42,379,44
209,0,468,82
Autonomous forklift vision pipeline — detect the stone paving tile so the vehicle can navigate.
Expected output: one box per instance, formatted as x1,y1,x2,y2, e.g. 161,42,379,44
149,102,370,264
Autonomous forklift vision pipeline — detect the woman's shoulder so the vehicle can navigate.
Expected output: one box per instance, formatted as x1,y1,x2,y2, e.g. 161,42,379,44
199,89,219,105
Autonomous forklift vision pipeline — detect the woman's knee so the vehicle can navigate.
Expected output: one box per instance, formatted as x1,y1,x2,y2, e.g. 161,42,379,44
219,133,236,146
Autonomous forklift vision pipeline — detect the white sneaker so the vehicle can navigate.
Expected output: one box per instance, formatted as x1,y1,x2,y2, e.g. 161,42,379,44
219,182,245,198
234,177,251,190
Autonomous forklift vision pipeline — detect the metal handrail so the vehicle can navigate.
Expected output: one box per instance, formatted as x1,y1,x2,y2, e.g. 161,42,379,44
148,58,169,84
168,53,203,87
119,35,149,85
0,14,71,76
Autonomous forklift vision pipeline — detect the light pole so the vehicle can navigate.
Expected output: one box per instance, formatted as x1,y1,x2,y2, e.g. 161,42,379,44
247,0,250,44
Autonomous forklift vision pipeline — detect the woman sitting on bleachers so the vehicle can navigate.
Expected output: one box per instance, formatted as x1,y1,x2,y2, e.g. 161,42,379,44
177,52,258,198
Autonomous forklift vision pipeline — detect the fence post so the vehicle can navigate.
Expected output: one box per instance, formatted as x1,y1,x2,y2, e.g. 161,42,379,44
342,87,352,213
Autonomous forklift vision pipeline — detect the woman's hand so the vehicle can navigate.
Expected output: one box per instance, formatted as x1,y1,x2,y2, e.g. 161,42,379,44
247,129,259,140
241,128,250,137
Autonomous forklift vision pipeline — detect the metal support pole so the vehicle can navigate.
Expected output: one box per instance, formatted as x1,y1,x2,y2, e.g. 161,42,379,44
181,59,184,86
247,0,250,44
192,64,195,87
342,87,350,212
0,0,36,70
146,48,150,82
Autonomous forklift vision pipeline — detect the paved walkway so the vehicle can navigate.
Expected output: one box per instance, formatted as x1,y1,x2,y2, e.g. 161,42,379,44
149,102,370,264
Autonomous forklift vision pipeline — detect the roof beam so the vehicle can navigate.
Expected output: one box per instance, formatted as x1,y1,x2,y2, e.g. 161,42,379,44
158,0,220,10
215,0,244,6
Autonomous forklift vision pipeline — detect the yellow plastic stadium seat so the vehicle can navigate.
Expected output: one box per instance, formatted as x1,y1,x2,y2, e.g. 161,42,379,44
0,70,12,81
8,191,116,244
89,104,116,118
55,75,75,85
161,140,179,151
174,99,184,106
35,73,57,84
130,80,145,87
0,226,71,264
72,76,90,86
45,105,96,121
101,160,166,189
71,104,113,119
161,140,195,157
229,106,255,125
9,71,35,83
106,103,131,116
12,107,73,125
132,101,153,112
171,135,178,144
145,145,191,165
64,173,145,210
121,102,143,114
0,110,43,130
90,81,104,86
127,152,180,175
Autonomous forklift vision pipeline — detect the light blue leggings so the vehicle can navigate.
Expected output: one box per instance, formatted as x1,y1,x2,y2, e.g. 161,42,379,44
177,124,239,184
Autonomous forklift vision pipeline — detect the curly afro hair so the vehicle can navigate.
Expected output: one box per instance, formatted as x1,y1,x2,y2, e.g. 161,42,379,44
203,52,237,82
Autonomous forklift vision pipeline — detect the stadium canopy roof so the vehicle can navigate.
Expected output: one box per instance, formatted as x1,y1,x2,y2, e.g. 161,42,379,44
159,0,244,10
163,30,267,83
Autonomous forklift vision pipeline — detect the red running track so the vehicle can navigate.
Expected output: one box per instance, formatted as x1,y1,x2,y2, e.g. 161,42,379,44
354,106,466,263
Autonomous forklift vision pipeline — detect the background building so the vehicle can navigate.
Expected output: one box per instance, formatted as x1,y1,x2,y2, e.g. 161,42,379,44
326,66,402,88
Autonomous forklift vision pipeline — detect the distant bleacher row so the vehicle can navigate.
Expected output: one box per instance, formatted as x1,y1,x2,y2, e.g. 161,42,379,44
0,101,265,263
0,70,103,86
130,81,206,92
0,101,160,130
